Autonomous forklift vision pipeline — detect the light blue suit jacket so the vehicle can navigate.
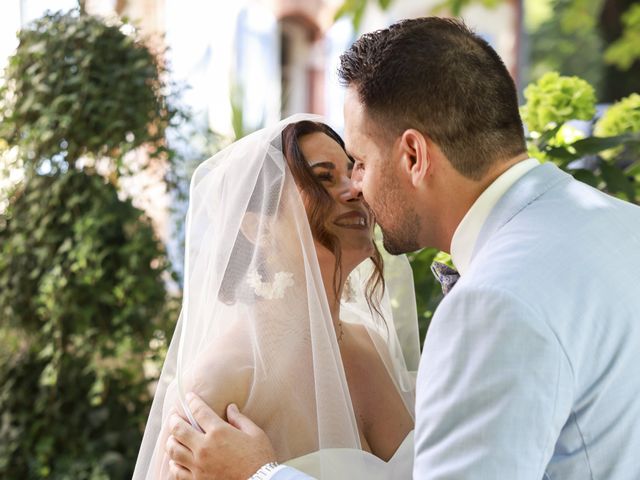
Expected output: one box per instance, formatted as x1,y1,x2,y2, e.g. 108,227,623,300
275,163,640,479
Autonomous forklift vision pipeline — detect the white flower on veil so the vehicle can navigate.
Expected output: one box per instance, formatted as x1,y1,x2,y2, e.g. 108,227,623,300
246,269,295,300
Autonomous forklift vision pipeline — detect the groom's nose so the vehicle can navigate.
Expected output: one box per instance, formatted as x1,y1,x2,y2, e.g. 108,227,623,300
348,178,363,201
350,168,363,196
342,179,363,203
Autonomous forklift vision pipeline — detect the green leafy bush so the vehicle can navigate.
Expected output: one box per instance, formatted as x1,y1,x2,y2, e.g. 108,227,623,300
521,72,596,133
0,171,172,479
604,4,640,71
0,170,169,345
0,10,176,176
594,93,640,138
0,342,155,479
522,72,640,203
0,9,178,479
594,93,640,161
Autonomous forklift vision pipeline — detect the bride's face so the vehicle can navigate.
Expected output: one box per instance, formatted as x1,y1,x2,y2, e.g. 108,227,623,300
297,132,375,269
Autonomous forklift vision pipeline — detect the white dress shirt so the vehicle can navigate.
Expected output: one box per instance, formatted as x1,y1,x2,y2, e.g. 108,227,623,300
450,158,539,276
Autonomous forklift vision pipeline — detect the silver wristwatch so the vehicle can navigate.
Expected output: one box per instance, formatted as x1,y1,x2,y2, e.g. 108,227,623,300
248,461,280,480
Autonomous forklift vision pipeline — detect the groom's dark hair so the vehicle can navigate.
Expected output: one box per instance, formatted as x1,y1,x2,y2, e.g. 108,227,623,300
338,17,526,180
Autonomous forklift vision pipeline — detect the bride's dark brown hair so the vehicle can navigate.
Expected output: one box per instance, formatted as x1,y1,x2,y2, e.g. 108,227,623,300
281,120,385,320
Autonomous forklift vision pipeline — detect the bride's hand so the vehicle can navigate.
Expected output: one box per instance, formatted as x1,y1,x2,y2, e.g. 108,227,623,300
166,393,276,480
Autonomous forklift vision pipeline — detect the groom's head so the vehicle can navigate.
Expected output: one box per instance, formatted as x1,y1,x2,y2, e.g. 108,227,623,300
339,17,527,254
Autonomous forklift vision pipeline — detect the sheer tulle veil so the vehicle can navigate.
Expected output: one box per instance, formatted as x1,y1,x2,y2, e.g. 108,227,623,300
133,114,420,479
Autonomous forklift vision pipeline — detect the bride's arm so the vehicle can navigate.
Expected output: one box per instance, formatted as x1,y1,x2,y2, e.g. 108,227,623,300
150,339,253,479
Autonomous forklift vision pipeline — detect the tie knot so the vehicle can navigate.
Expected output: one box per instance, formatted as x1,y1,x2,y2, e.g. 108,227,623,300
431,261,460,296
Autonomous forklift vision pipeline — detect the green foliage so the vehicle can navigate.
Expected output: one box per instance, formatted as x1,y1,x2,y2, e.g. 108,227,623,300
594,93,640,161
0,171,173,479
526,0,605,95
604,4,640,70
523,73,640,203
558,0,601,31
406,249,449,344
526,0,640,102
0,342,157,480
0,171,169,345
0,9,178,479
521,72,597,133
333,0,500,30
432,0,501,16
595,93,640,137
0,10,177,176
334,0,392,31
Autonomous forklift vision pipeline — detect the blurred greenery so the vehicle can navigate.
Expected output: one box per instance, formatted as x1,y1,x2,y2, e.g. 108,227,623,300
0,9,178,479
522,73,640,203
334,0,500,28
0,171,176,479
521,72,597,134
527,0,640,102
604,3,640,70
527,0,606,96
0,9,178,179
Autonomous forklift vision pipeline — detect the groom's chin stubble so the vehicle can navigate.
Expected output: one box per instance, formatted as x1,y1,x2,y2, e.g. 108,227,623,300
381,231,420,255
380,210,422,255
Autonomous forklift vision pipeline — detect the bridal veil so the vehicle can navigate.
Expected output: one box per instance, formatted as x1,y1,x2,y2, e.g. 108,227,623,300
133,114,420,479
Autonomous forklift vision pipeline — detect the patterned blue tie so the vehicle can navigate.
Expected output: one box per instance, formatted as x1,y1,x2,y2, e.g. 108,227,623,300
431,261,461,296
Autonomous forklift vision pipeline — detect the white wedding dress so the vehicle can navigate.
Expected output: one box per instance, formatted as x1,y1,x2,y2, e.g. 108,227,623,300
286,431,414,479
132,115,420,479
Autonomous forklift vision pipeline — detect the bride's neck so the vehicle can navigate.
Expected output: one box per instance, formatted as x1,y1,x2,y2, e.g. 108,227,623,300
316,246,351,335
321,263,345,324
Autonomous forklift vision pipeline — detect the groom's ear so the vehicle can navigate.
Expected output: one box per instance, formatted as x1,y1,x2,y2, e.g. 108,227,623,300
399,129,429,188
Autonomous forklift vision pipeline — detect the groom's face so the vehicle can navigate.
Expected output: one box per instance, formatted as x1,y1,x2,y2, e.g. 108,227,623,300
343,88,421,254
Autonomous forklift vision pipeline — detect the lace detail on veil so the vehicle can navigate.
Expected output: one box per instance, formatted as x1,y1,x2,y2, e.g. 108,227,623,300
247,269,294,300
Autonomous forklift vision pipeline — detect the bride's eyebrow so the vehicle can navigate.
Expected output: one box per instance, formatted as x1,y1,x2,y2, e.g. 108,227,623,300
310,162,335,170
345,148,361,162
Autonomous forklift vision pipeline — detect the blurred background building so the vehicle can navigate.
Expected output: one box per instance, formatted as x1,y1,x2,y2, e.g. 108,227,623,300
1,0,523,136
0,0,524,262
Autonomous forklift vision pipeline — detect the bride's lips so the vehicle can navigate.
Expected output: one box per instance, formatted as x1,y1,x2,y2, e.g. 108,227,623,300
333,211,369,230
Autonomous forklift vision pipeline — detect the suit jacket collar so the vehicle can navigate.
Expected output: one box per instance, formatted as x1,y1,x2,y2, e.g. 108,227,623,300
471,162,572,264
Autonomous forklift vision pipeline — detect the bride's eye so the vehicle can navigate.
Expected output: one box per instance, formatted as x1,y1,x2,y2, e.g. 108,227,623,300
316,172,334,182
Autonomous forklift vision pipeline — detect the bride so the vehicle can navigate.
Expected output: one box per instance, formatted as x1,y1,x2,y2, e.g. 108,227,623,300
133,115,420,479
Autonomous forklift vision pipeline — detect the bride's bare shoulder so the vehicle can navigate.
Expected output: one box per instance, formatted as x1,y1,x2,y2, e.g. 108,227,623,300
182,319,254,418
343,321,387,355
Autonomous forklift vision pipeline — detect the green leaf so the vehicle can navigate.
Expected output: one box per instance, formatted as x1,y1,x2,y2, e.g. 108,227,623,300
544,146,578,164
334,0,368,30
600,162,636,200
571,133,640,156
571,168,600,188
536,125,562,149
352,0,368,31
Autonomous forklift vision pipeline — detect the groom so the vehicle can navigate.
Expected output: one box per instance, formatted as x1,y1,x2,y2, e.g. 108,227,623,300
166,17,640,479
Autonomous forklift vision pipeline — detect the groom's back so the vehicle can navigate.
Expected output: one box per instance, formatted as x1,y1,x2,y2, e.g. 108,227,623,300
473,166,640,479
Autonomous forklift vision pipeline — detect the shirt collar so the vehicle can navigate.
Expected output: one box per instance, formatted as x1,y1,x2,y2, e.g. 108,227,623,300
450,158,540,276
